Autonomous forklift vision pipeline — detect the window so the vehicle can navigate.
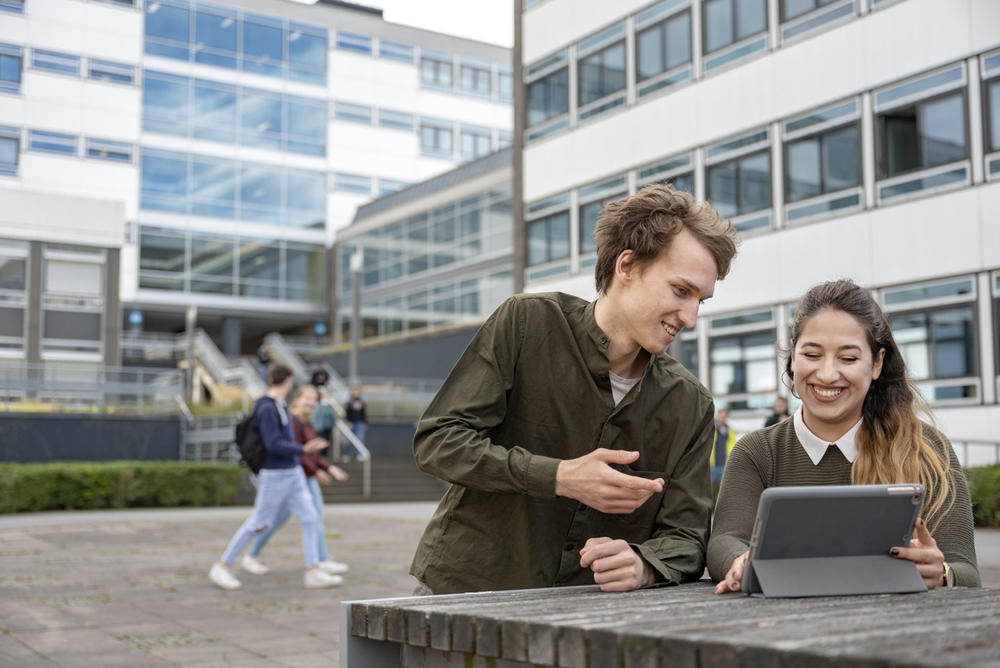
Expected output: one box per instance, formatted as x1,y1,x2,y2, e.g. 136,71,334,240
194,8,238,69
670,332,698,378
703,0,767,72
334,172,371,195
379,110,414,131
0,0,24,13
241,88,283,150
498,67,513,103
460,61,491,97
783,99,862,223
637,153,694,193
88,59,134,85
141,148,325,227
460,127,491,161
635,1,692,97
335,102,372,124
527,211,570,266
32,50,80,76
0,44,22,93
145,0,191,61
380,40,413,63
29,130,77,156
526,51,570,140
577,24,626,119
875,64,968,202
780,0,855,42
421,120,453,157
705,129,771,232
578,176,626,256
378,179,409,196
983,50,1000,179
498,131,513,149
0,126,17,175
709,309,777,410
87,138,133,162
884,278,979,403
421,50,453,89
337,32,371,55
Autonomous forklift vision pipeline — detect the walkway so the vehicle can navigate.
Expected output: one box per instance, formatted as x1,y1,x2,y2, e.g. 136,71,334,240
0,504,997,667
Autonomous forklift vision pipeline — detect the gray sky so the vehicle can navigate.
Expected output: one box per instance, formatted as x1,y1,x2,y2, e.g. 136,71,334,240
290,0,515,47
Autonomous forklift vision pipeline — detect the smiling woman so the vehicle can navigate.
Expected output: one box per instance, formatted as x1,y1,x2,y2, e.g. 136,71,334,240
708,279,981,593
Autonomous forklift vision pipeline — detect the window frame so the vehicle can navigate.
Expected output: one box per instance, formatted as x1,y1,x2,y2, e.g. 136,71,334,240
460,59,492,98
524,49,570,142
636,151,695,192
576,22,627,122
779,0,857,44
460,125,492,162
28,130,78,156
31,49,81,77
88,58,135,85
704,127,773,233
577,175,626,260
880,276,980,405
782,98,863,225
421,49,454,91
634,0,693,100
874,63,971,204
86,138,134,163
0,44,22,94
702,0,769,74
0,126,18,176
335,102,372,124
524,193,571,282
420,119,454,158
982,49,1000,181
707,307,779,411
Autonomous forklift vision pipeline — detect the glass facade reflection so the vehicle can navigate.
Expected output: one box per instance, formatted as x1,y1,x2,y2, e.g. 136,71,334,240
144,0,327,85
143,72,326,156
139,227,324,302
140,149,326,228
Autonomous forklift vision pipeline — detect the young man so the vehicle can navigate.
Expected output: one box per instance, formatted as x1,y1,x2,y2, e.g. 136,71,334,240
410,184,739,595
209,364,342,590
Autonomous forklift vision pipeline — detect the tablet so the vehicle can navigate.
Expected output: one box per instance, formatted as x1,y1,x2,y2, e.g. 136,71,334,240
741,484,927,598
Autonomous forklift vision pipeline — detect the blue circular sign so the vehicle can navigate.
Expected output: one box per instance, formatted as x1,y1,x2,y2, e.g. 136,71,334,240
313,321,328,337
128,310,143,326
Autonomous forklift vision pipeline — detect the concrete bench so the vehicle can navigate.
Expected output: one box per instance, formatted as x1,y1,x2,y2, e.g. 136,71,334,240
341,581,1000,667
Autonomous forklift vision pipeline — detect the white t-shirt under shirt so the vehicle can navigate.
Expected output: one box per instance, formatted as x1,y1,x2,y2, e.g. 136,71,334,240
608,371,640,406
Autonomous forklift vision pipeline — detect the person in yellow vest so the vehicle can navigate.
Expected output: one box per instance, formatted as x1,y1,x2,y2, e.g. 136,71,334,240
710,408,736,485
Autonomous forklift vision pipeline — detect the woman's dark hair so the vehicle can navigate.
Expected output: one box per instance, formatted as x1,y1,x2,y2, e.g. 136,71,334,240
785,279,951,523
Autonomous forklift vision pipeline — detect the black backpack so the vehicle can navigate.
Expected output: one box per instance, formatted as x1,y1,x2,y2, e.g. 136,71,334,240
234,397,272,474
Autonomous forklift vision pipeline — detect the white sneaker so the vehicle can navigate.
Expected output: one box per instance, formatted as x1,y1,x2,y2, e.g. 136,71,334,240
209,563,242,590
304,569,343,589
240,555,269,575
318,560,350,575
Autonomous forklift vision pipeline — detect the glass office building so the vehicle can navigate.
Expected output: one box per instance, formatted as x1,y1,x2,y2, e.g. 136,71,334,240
0,0,511,357
519,0,1000,453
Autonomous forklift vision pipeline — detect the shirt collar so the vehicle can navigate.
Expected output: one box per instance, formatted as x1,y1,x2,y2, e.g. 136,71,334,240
793,406,861,465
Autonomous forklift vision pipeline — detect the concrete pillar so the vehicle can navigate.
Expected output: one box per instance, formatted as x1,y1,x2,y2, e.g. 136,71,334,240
26,241,41,365
104,248,122,367
221,316,242,356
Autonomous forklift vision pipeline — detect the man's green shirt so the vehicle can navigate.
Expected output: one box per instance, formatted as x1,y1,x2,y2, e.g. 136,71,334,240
410,292,716,594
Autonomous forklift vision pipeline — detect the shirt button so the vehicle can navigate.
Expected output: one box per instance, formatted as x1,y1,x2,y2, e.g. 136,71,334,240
578,503,587,512
565,543,575,552
600,375,608,382
600,337,608,344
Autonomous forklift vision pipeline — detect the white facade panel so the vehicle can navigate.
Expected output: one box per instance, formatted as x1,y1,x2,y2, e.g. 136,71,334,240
523,0,644,64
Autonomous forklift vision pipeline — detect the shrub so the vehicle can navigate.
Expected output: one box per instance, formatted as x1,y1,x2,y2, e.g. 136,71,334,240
966,464,1000,529
0,461,247,514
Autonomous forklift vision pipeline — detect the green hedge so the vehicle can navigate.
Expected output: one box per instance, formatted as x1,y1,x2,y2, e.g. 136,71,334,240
0,461,247,514
967,464,1000,529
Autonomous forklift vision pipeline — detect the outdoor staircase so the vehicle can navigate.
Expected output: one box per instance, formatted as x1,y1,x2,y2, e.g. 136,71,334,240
320,457,448,503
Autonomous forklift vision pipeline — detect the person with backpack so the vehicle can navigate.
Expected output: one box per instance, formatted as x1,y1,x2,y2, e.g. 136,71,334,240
209,364,342,590
240,384,349,577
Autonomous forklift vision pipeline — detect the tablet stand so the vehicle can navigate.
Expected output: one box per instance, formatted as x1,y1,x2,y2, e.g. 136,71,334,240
745,555,927,598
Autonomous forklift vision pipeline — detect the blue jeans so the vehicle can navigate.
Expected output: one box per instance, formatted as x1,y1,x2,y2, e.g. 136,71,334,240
711,465,726,486
344,421,365,459
247,476,328,562
220,467,319,569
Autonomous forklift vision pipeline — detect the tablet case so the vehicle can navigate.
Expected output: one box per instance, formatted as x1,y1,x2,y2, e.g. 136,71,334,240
742,484,927,598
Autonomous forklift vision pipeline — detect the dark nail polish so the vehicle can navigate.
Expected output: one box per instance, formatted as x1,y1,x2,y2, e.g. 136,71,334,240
918,518,925,527
890,548,899,556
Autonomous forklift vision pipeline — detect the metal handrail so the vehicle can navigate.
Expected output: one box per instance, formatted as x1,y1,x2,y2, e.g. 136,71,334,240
335,419,371,498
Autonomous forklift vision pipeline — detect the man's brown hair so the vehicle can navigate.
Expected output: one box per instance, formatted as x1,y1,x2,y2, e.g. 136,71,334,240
267,363,293,387
593,183,739,294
